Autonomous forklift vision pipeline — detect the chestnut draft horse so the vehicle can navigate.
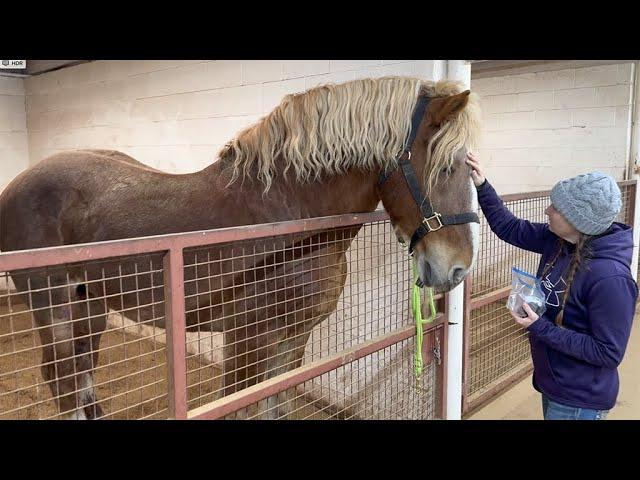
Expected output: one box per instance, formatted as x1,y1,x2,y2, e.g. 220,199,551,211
0,76,481,419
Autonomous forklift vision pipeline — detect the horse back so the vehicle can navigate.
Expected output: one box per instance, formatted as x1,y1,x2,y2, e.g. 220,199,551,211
0,149,163,252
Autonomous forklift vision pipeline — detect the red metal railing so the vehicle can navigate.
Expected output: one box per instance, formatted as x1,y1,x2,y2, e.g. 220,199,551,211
3,180,632,419
0,210,445,420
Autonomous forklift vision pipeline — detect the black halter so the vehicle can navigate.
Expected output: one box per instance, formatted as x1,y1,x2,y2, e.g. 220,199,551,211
378,95,480,256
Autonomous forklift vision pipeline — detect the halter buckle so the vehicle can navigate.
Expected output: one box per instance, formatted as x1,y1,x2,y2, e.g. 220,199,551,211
423,213,443,232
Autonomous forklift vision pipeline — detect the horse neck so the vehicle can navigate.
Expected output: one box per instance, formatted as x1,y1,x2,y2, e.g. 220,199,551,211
202,160,381,225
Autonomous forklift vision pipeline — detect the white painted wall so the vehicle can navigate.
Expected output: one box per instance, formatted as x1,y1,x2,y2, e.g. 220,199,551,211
23,60,443,173
471,63,634,194
0,76,29,192
8,60,635,197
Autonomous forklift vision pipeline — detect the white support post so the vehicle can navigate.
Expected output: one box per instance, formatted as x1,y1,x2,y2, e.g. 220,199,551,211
414,60,447,82
444,60,471,420
629,62,640,282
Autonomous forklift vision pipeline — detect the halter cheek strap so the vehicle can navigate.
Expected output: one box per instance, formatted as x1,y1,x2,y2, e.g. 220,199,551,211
378,95,479,256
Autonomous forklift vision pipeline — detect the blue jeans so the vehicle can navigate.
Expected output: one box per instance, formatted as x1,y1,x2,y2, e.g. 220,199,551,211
542,395,609,420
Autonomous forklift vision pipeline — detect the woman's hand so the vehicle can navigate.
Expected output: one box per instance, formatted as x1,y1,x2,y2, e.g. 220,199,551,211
511,303,540,329
465,152,486,187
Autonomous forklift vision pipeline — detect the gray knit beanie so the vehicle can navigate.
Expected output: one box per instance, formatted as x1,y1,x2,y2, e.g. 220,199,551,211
549,171,621,236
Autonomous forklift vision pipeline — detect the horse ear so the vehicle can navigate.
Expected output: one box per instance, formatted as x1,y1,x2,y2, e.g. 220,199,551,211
432,90,471,126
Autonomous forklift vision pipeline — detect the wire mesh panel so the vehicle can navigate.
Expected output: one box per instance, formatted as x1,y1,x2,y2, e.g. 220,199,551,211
181,225,362,416
182,219,444,419
471,196,546,299
467,300,531,400
617,182,640,298
617,182,635,226
0,211,446,421
472,182,635,300
303,222,444,419
0,253,169,420
230,334,441,420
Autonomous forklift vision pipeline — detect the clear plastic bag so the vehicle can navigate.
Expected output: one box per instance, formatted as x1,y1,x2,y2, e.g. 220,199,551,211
506,267,547,318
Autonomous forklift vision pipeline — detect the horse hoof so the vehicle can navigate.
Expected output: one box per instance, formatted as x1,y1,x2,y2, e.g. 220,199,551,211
84,403,104,420
62,409,88,420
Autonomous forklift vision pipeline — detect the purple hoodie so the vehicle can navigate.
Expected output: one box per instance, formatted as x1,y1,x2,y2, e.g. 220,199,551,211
477,179,637,410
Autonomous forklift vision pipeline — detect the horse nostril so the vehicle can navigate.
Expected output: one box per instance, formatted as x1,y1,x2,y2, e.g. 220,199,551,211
450,266,467,284
422,261,433,285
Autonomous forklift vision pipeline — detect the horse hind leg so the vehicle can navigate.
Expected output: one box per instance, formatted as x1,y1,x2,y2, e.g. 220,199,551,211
72,283,107,419
268,271,350,417
11,272,106,419
52,282,107,420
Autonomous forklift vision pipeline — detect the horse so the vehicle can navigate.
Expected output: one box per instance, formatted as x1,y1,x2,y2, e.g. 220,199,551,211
0,76,482,420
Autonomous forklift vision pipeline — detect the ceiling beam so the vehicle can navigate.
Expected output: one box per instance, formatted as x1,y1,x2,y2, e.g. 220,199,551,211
471,59,636,78
25,60,90,75
0,60,90,77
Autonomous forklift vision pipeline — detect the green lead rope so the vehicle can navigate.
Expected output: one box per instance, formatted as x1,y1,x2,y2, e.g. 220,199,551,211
413,263,437,382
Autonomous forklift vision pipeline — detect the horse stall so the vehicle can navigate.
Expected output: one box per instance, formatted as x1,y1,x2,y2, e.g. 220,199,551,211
1,71,481,420
0,179,635,420
0,211,446,419
3,60,639,420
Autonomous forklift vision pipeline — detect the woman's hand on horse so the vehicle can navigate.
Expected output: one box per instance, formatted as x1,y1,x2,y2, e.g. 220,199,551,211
510,302,540,329
466,152,486,187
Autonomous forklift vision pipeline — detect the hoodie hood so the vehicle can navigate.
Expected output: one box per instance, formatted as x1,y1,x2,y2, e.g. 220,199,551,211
586,222,634,269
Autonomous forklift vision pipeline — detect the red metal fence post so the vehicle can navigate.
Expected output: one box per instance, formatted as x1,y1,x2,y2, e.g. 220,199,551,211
163,248,188,419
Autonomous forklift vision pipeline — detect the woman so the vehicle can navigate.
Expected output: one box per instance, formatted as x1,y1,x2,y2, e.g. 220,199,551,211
466,152,637,420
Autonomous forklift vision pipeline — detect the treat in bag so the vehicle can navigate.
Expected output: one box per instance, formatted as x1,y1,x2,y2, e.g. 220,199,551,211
506,267,547,318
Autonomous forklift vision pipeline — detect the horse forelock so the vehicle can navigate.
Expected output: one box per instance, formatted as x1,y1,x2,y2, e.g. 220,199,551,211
422,80,482,196
220,76,481,193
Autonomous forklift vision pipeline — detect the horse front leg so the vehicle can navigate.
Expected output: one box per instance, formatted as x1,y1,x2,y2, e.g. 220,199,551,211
258,249,349,420
260,329,314,419
220,327,254,420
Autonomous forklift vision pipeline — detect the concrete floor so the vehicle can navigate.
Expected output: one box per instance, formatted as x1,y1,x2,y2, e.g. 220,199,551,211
467,307,640,420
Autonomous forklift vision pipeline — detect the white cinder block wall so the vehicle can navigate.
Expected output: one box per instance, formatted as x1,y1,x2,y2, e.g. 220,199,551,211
472,63,635,194
23,60,444,173
0,76,29,191
7,61,637,196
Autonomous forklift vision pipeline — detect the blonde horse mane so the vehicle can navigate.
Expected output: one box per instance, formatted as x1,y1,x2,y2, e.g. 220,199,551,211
220,76,481,193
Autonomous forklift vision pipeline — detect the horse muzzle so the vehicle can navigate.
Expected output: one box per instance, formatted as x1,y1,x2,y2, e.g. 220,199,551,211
417,258,469,293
